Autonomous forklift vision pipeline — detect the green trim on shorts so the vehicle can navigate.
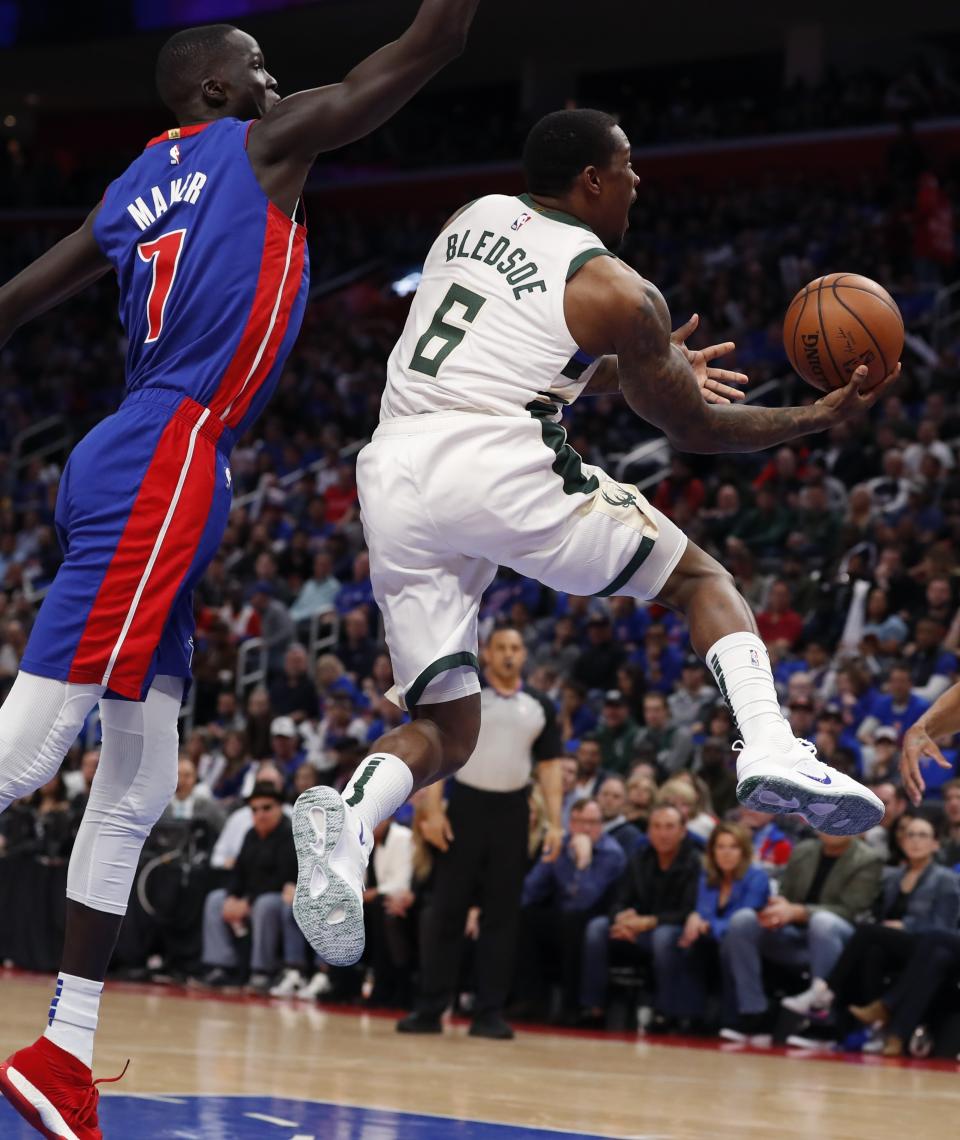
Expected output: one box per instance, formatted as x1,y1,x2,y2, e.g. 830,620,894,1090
594,535,656,597
405,651,481,709
526,399,600,496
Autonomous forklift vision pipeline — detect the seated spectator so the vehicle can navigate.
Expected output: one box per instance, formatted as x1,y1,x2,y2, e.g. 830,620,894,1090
905,617,957,703
783,815,959,1046
786,694,817,745
560,757,585,829
197,782,303,994
289,550,341,623
338,606,379,681
579,803,701,1030
671,823,771,1025
858,663,930,744
572,614,625,692
939,778,960,868
158,757,226,836
861,725,901,783
268,643,320,722
668,657,716,731
249,580,296,677
633,693,693,776
574,735,611,799
729,485,794,557
314,652,363,706
0,775,75,861
203,729,252,800
557,679,598,745
624,769,656,831
533,619,582,681
516,799,626,1020
656,777,716,845
359,816,416,1006
243,685,274,759
334,550,374,615
210,763,289,870
719,830,883,1042
695,736,738,818
290,760,322,802
63,747,100,810
303,693,368,772
596,776,644,856
756,580,805,652
863,781,910,860
630,624,684,693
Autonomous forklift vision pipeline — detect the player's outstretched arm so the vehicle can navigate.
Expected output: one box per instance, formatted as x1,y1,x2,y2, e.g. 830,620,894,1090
902,681,960,804
249,0,480,167
0,206,110,350
604,265,898,453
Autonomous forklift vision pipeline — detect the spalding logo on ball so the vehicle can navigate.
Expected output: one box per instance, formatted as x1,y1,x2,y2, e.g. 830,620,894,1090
783,273,904,392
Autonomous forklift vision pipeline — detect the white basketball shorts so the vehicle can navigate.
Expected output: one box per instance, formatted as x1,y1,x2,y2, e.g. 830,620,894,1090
357,411,687,710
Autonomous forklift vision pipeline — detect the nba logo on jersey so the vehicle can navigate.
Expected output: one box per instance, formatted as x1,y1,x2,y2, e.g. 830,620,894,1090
750,648,761,668
169,143,181,165
511,211,532,232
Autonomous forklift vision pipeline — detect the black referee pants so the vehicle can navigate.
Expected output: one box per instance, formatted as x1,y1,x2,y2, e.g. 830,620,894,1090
417,782,529,1019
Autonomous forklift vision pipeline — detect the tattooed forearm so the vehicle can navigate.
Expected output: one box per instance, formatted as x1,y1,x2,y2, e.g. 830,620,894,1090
581,356,621,396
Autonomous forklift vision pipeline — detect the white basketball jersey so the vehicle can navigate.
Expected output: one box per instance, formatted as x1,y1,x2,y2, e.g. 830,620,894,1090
380,194,614,420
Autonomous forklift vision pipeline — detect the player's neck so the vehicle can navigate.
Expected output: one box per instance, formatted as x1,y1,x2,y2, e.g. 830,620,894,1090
486,670,521,696
525,192,594,231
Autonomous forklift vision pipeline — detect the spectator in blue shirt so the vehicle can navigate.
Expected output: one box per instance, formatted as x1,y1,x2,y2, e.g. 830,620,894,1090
905,617,958,703
858,664,930,746
668,823,770,1025
334,550,375,615
515,799,625,1021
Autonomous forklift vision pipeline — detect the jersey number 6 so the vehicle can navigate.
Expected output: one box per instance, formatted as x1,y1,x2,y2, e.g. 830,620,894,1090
137,228,187,344
409,284,486,378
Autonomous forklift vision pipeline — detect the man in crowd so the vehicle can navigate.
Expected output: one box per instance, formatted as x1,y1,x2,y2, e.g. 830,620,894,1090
580,803,701,1030
158,757,225,835
596,775,644,855
634,693,694,775
198,782,302,994
668,656,716,730
515,799,625,1022
596,691,639,774
268,644,320,723
574,735,611,799
289,550,341,625
720,829,883,1041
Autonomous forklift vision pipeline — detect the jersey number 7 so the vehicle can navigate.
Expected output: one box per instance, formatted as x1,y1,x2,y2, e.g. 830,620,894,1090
137,228,187,344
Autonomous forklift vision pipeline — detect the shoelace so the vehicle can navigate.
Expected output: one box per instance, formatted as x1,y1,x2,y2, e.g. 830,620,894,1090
75,1060,130,1130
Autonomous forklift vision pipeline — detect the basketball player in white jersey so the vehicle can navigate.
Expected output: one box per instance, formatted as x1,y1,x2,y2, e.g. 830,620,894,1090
292,109,901,968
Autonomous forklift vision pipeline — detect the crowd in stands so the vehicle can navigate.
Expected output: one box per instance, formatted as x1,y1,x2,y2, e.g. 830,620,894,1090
3,59,960,1058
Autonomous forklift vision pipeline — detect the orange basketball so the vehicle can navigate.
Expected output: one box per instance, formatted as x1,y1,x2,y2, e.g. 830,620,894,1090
783,273,904,392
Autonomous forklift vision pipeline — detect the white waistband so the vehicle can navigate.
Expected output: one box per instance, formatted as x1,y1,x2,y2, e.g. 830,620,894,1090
373,411,536,438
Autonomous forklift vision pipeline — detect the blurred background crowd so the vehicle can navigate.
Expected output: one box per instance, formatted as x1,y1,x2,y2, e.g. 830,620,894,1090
4,5,960,1061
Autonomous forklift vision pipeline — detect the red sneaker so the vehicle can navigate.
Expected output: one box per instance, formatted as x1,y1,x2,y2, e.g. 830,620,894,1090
0,1036,125,1139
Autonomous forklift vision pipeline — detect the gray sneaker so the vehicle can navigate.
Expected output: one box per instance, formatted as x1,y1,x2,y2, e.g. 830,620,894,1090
292,786,371,967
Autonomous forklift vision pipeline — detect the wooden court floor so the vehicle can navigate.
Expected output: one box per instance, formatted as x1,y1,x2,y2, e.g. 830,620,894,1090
1,970,958,1139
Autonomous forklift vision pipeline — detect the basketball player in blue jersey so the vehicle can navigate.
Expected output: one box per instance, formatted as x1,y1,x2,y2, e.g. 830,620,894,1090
0,7,480,1136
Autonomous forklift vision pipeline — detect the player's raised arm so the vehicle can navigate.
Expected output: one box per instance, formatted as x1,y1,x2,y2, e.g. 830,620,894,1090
249,0,480,166
600,262,899,453
0,206,111,350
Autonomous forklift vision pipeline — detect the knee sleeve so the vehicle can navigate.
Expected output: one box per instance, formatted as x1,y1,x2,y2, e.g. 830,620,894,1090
0,672,102,814
67,675,184,916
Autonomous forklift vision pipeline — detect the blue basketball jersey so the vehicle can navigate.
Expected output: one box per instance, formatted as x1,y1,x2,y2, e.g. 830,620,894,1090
93,117,310,440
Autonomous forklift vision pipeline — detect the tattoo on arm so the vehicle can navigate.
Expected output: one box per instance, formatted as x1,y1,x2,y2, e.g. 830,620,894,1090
580,356,621,396
616,279,828,454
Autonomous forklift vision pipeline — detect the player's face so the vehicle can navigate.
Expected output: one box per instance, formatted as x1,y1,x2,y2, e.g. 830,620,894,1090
598,129,639,250
223,31,280,119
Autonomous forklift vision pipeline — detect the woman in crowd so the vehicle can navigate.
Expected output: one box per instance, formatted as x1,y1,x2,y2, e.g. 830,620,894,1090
657,777,716,845
672,823,771,1028
624,769,656,832
782,814,960,1055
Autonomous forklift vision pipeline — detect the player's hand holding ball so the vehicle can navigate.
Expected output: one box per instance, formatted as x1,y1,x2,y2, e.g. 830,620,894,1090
784,272,903,415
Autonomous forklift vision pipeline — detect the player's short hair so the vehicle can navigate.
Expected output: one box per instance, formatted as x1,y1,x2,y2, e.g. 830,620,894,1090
522,109,621,196
156,24,239,114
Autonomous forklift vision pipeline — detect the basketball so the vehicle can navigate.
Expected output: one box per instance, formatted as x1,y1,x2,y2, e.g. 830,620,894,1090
783,273,904,392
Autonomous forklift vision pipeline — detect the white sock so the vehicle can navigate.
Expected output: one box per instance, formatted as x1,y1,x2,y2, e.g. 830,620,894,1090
43,973,103,1069
341,752,414,834
705,632,791,746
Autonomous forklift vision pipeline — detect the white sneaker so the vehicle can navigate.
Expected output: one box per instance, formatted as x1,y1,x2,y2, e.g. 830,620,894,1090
786,1034,834,1052
296,971,333,1001
269,968,305,999
782,978,834,1017
735,736,884,835
292,787,373,966
718,1027,772,1048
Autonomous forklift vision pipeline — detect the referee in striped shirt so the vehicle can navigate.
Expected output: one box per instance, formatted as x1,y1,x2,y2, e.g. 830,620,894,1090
397,627,564,1039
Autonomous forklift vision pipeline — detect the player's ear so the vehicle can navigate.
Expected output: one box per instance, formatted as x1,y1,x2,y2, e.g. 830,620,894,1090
201,76,228,108
582,165,602,198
